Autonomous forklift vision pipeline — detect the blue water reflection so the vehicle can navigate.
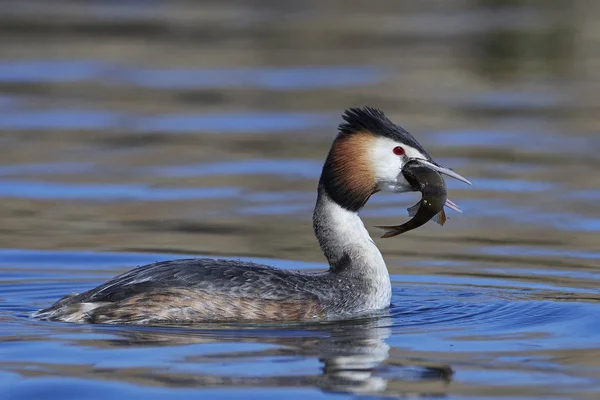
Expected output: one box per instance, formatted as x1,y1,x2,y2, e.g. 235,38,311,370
0,60,382,90
0,109,331,133
0,180,241,201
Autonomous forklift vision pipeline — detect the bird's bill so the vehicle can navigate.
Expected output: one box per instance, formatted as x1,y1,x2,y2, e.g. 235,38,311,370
416,159,472,186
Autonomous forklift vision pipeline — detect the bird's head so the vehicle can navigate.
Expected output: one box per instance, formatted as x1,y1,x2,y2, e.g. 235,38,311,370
320,106,471,211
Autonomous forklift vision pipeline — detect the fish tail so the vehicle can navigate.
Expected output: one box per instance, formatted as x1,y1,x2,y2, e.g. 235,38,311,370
381,230,401,238
375,225,403,238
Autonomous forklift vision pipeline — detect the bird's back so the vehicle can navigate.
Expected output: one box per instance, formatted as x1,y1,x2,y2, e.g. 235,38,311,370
33,258,330,324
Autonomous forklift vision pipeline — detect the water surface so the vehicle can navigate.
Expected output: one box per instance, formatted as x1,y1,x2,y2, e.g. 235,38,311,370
2,1,600,399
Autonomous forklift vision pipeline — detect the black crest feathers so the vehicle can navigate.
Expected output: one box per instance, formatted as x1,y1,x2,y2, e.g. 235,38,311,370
338,106,430,157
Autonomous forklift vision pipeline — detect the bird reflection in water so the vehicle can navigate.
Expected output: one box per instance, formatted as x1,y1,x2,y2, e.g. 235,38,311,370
69,314,453,397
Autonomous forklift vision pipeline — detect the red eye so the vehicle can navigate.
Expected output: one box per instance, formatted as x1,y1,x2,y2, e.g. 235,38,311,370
393,146,405,156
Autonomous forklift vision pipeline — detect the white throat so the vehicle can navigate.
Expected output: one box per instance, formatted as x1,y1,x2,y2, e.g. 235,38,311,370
313,188,392,311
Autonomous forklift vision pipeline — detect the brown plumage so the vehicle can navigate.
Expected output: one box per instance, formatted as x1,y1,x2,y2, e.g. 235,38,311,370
60,288,326,324
321,131,377,212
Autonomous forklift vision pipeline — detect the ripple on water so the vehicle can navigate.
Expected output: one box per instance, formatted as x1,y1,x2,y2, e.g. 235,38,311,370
482,246,600,261
466,177,553,193
124,66,384,90
389,284,599,353
0,110,121,130
429,128,593,154
0,163,94,176
0,60,109,83
3,248,600,397
144,159,322,179
0,249,323,272
134,112,331,134
0,60,383,90
0,179,241,201
458,90,567,111
0,109,331,133
0,95,16,110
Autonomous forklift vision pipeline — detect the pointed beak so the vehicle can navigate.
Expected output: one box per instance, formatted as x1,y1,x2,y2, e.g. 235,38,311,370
414,159,472,186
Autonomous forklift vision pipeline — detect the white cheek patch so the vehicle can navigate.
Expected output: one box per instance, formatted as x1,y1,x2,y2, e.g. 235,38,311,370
370,137,403,182
369,137,428,183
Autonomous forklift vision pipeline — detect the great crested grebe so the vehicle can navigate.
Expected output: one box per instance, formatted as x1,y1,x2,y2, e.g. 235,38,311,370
33,107,470,325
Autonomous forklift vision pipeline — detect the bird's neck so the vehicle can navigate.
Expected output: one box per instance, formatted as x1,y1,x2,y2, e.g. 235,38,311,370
313,184,391,309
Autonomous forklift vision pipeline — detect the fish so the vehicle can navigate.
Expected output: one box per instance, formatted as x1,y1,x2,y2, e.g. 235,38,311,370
377,161,461,238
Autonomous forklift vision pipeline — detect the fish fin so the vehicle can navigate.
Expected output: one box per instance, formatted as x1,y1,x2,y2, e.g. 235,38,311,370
432,209,447,226
407,202,420,217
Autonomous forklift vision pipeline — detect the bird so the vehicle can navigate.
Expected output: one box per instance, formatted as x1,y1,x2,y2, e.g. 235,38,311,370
32,106,471,325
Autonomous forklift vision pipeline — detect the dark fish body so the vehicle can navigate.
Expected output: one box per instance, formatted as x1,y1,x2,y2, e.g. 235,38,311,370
377,161,448,238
